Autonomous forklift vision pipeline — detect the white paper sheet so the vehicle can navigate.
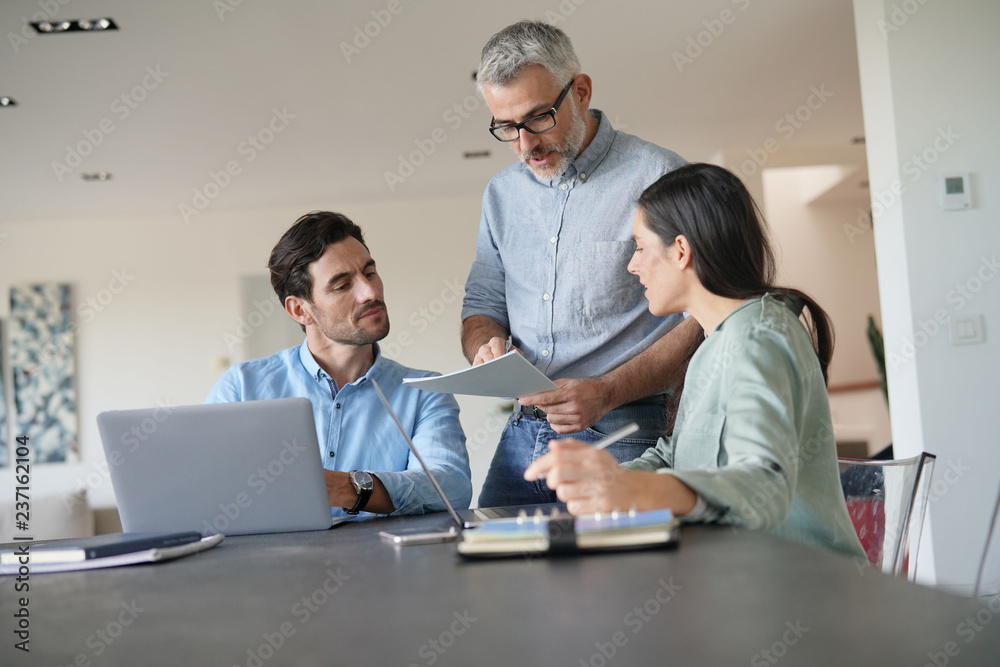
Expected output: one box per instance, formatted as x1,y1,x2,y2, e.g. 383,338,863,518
401,351,558,398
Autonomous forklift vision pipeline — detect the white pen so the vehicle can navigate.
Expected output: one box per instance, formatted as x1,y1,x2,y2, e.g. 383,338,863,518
536,423,640,480
590,423,640,450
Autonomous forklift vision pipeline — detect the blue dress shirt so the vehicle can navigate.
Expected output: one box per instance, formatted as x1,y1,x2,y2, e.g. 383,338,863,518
462,109,688,380
205,341,472,517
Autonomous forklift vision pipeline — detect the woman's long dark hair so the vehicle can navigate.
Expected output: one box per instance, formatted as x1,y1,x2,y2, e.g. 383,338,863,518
637,163,834,384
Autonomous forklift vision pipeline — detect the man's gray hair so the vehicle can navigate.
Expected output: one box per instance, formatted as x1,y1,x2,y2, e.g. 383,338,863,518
476,21,581,97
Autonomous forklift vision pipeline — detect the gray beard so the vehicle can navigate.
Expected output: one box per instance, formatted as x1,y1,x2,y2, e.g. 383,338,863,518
521,106,588,179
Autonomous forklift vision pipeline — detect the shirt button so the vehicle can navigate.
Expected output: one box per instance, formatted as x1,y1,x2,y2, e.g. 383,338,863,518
550,236,557,244
335,403,341,409
541,350,549,357
580,173,587,180
543,294,550,301
560,183,568,190
329,452,335,457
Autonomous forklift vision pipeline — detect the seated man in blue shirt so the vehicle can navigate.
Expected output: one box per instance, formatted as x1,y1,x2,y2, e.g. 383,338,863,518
206,211,472,517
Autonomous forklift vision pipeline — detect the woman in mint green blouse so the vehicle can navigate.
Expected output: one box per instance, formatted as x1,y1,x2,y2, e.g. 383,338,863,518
526,163,865,558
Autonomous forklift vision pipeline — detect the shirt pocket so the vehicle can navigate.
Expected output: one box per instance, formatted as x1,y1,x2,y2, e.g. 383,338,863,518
570,241,637,319
673,412,725,470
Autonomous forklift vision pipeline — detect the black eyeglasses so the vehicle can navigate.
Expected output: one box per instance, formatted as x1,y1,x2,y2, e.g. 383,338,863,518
489,78,576,142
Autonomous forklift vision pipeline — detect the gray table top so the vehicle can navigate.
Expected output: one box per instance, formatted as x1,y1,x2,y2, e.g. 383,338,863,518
4,513,999,666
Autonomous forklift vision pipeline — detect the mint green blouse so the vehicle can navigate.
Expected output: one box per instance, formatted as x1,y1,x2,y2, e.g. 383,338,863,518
624,295,866,558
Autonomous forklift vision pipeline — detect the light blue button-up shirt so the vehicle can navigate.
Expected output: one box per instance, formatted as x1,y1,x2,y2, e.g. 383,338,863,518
205,341,472,517
462,110,688,380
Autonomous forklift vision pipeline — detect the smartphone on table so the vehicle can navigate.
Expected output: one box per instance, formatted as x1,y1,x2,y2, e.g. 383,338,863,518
378,525,459,546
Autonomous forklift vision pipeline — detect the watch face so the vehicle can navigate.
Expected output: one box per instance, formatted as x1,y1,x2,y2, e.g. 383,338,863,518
351,470,374,492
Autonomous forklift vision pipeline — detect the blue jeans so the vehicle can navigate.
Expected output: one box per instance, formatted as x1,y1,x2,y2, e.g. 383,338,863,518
477,397,668,507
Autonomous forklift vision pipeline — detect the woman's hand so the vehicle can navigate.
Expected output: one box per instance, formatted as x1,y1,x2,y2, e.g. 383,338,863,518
524,439,697,515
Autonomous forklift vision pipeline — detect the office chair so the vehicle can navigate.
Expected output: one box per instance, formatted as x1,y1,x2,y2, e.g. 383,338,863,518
974,483,1000,598
838,453,936,580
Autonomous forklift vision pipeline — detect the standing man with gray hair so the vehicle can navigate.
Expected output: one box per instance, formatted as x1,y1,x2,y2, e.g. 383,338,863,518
462,20,702,507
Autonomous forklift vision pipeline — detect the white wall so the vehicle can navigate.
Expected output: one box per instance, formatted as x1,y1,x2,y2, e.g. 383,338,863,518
762,165,892,455
0,195,503,512
763,165,884,387
854,0,1000,591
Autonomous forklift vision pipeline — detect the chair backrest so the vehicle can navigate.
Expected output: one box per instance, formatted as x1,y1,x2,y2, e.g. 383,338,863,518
838,453,936,580
974,484,1000,598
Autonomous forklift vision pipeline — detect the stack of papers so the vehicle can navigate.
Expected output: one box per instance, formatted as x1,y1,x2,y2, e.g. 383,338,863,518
402,351,558,398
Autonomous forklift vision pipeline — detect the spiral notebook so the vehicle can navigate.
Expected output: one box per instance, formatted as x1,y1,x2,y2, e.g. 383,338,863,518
456,508,680,558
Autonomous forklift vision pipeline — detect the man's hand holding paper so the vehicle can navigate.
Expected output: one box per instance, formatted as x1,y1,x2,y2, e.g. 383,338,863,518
519,377,613,434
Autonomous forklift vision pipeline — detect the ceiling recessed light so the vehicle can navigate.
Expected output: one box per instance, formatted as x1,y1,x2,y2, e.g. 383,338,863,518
82,172,112,181
79,18,113,31
30,18,118,34
851,136,866,145
0,97,16,107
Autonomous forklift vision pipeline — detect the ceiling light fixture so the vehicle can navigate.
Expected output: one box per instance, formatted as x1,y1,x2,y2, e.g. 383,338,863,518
30,18,119,34
78,18,113,31
0,97,17,107
463,150,491,159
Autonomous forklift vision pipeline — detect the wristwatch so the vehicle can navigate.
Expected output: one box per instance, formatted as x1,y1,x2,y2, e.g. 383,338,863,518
344,470,374,515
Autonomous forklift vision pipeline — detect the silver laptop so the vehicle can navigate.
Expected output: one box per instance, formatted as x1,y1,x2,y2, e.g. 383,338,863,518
96,398,336,535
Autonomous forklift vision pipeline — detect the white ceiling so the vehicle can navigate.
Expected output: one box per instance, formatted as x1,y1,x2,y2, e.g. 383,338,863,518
0,0,866,223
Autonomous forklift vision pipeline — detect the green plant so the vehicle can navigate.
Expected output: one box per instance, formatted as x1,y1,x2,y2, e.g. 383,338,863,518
867,315,888,404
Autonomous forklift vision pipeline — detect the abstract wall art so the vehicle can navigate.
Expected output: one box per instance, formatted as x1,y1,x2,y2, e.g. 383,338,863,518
8,283,80,463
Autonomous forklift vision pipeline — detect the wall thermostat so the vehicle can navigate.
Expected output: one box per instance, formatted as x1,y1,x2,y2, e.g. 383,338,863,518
940,172,971,211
